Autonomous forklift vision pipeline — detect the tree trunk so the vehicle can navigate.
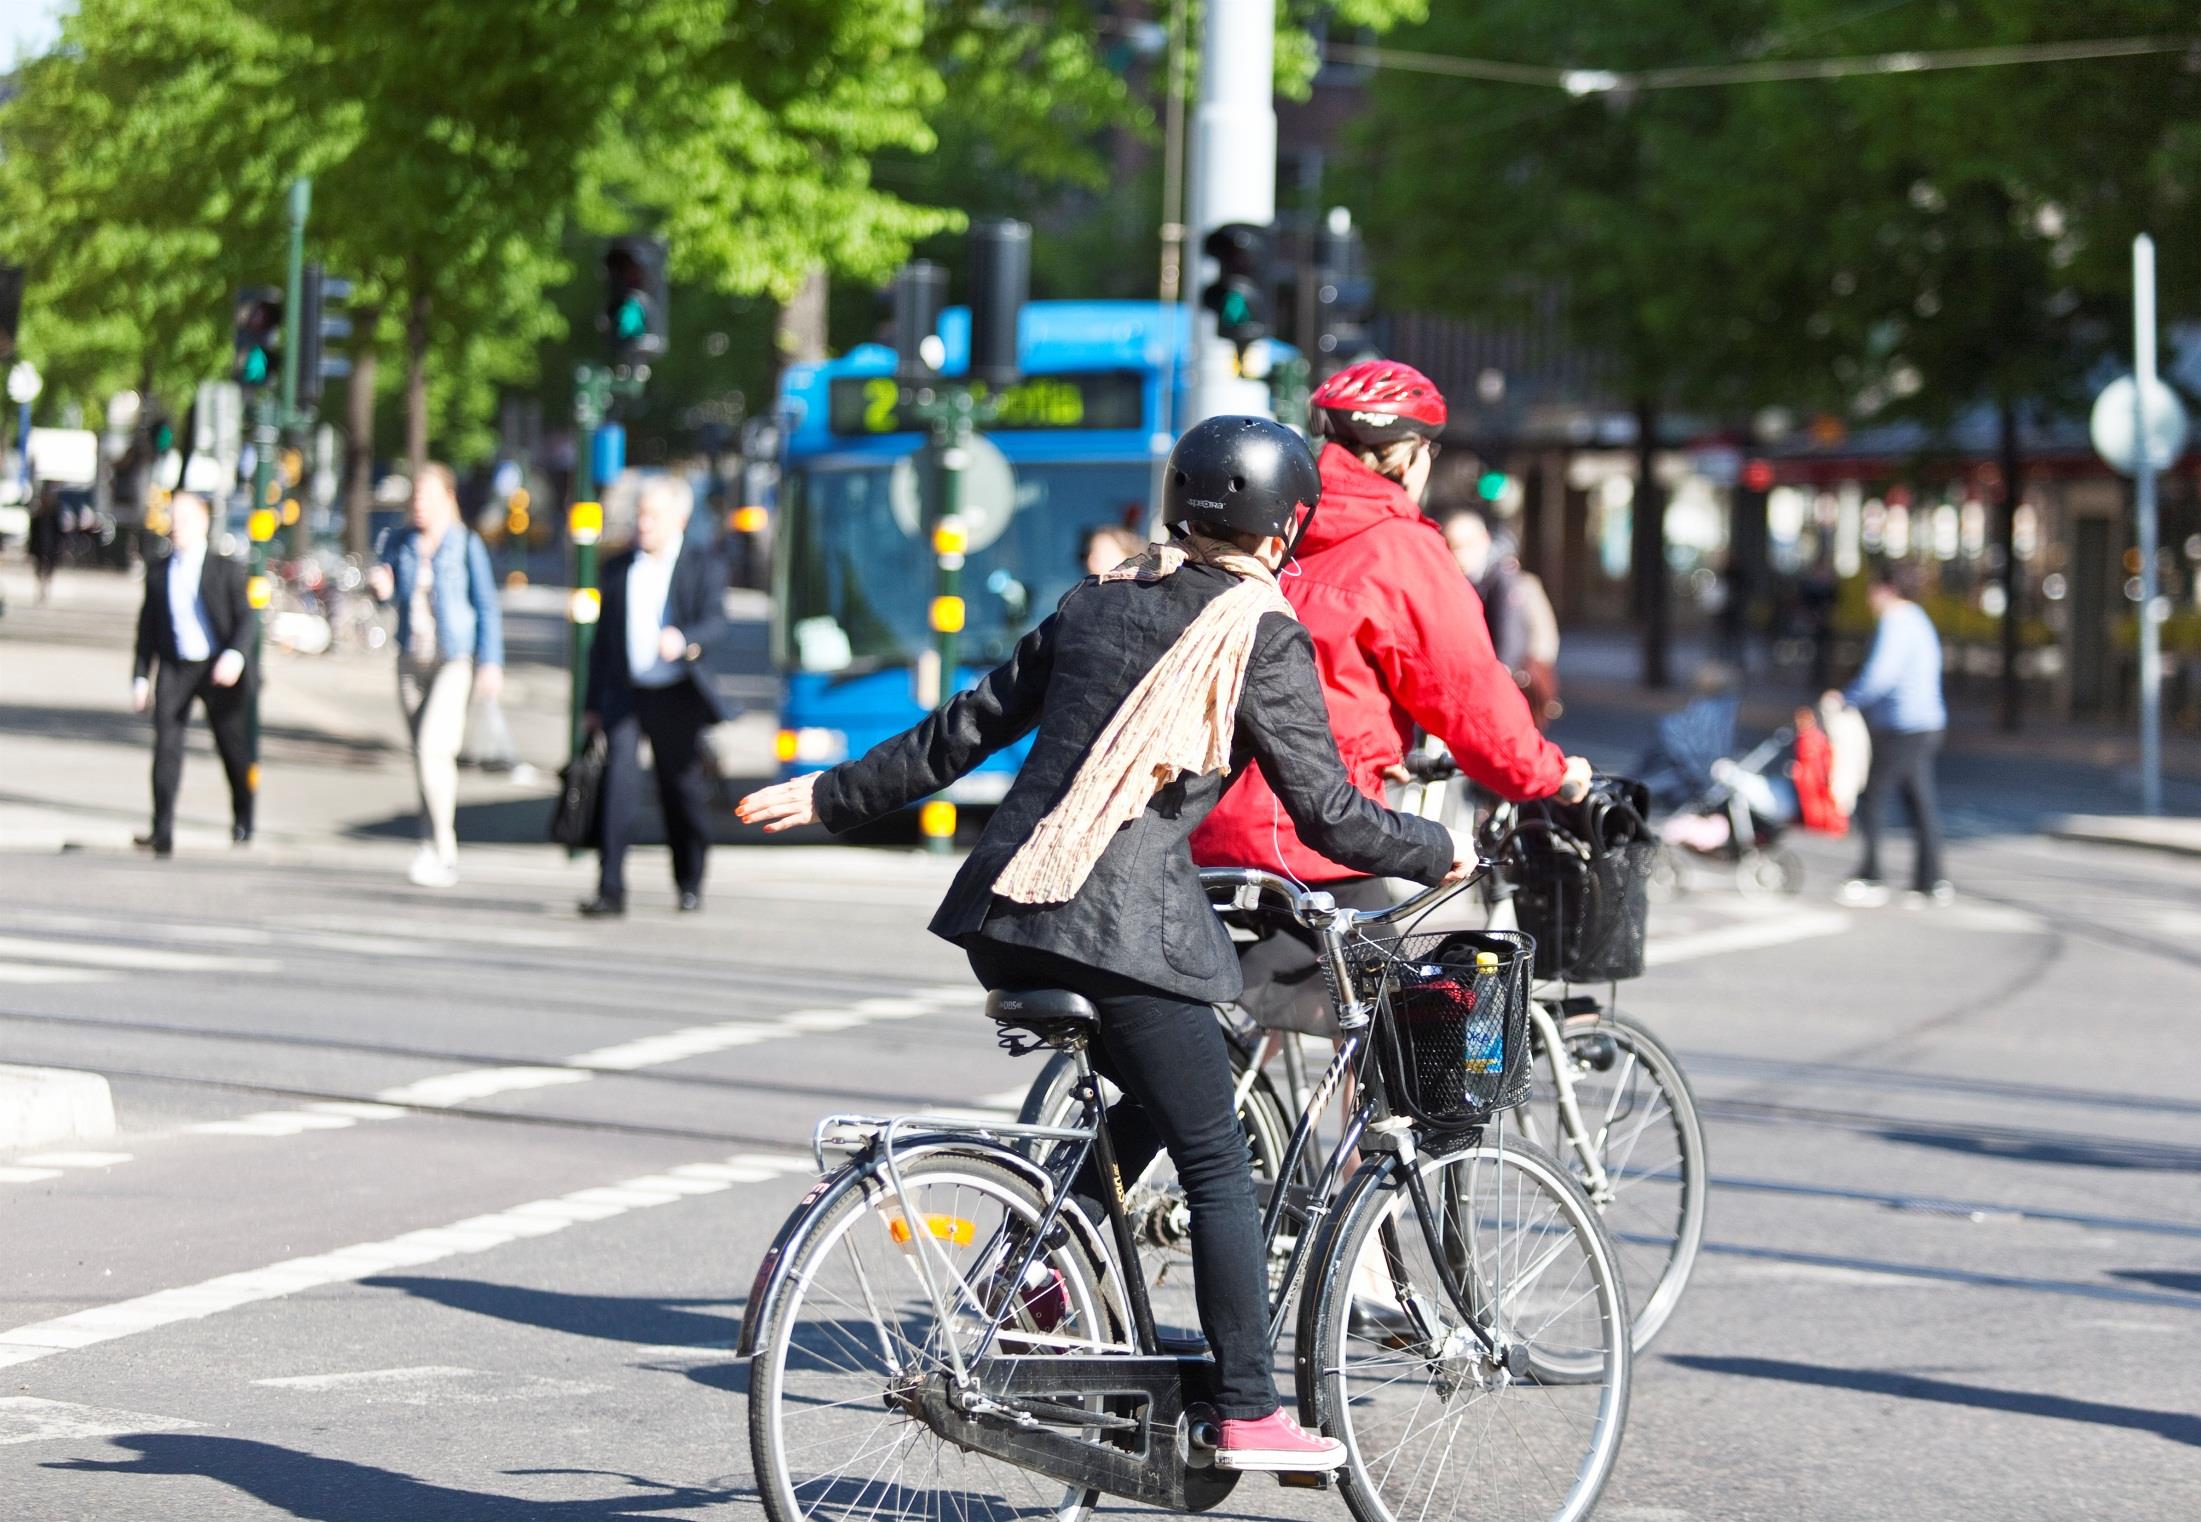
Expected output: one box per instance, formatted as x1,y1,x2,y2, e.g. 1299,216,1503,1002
771,269,829,388
1633,399,1670,689
404,288,431,479
1995,396,2024,733
342,310,381,558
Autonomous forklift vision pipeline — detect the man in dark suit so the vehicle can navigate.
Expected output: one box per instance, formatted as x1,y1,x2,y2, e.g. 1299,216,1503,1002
580,477,732,916
131,492,254,857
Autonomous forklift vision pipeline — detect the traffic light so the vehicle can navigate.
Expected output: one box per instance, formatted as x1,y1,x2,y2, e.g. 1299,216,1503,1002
602,236,668,367
0,265,21,361
967,219,1030,387
1200,222,1272,353
1313,211,1374,378
889,260,948,381
296,263,354,407
233,286,282,388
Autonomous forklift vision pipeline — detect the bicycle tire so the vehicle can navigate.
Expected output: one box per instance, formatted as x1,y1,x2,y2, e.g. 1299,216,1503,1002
1530,1010,1708,1355
749,1147,1122,1522
1300,1132,1630,1522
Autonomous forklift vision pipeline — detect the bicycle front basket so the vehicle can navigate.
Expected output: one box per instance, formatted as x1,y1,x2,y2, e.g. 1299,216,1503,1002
1365,929,1534,1131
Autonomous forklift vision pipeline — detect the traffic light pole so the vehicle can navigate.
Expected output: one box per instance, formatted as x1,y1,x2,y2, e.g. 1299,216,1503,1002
278,177,310,556
1186,0,1276,426
567,364,612,768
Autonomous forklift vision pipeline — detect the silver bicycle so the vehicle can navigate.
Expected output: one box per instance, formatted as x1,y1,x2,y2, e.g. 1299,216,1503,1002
743,868,1632,1522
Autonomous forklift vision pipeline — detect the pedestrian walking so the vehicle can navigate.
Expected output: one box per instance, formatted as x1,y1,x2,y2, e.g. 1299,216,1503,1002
370,464,504,888
130,492,253,857
28,483,63,603
579,476,733,917
1833,564,1950,907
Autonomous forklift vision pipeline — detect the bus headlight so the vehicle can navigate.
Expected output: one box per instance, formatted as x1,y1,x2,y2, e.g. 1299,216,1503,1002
776,728,848,765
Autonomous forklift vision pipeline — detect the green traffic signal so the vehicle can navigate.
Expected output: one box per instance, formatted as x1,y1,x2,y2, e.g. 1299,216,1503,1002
242,347,269,385
1477,470,1508,501
615,294,648,341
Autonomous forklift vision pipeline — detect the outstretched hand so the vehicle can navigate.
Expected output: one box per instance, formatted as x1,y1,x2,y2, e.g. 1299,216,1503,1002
736,773,821,833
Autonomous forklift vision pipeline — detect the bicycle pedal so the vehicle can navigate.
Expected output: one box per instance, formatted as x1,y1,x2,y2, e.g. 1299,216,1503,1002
1276,1470,1331,1490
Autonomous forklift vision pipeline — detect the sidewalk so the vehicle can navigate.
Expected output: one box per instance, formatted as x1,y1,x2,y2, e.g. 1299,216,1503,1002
0,563,779,861
1549,623,2201,839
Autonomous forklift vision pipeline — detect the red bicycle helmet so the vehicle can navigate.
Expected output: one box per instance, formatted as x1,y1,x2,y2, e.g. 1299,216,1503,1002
1309,359,1448,446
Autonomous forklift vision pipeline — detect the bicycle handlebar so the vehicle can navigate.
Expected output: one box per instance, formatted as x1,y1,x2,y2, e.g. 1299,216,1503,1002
1198,864,1485,932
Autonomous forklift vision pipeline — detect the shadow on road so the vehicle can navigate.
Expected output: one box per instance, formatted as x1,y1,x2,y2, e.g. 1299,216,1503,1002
363,1275,744,1349
0,700,398,767
2107,1268,2201,1296
46,1435,739,1519
1666,1355,2201,1447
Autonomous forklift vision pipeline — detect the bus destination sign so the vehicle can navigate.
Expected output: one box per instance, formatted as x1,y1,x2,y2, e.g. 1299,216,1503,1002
828,371,1145,436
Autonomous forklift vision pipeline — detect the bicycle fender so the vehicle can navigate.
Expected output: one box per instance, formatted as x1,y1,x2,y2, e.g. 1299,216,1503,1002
734,1134,1125,1360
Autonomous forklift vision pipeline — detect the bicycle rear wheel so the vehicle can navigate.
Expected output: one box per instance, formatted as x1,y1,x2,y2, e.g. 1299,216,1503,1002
1530,1010,1707,1354
1303,1133,1630,1522
749,1148,1123,1522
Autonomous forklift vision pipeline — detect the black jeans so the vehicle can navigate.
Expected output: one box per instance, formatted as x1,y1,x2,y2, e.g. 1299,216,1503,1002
598,682,717,901
966,941,1278,1421
1856,727,1945,890
150,657,253,844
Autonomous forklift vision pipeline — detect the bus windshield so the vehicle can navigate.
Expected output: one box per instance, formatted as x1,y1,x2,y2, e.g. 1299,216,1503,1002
779,457,1153,672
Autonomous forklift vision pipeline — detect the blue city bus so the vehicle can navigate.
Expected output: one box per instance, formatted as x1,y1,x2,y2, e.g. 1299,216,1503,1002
771,300,1193,803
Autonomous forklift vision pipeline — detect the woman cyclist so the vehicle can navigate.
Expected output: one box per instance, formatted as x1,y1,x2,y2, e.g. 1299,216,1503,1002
1193,360,1590,1036
737,417,1469,1474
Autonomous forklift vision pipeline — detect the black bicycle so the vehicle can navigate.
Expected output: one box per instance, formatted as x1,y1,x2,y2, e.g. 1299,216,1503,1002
742,868,1631,1522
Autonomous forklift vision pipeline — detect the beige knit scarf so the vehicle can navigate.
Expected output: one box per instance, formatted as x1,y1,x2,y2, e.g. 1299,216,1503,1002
993,536,1293,905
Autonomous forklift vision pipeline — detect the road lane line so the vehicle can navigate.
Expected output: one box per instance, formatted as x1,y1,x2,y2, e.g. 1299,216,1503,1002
0,1397,201,1446
13,1151,131,1168
0,934,279,975
374,1067,594,1107
1644,908,1851,967
0,1151,794,1371
250,1366,597,1405
0,963,109,985
0,1166,63,1183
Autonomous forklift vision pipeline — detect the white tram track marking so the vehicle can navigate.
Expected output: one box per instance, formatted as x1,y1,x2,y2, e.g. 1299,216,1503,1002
0,1152,814,1372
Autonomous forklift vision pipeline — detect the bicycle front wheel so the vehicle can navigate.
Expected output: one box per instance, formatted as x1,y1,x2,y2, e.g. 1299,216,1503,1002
1303,1133,1630,1522
749,1148,1124,1522
1533,1011,1708,1354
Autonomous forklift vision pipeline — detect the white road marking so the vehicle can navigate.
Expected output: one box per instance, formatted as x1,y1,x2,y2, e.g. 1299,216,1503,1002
0,1166,63,1183
374,1066,594,1108
13,1151,131,1168
1644,908,1852,967
191,1111,360,1138
0,1150,809,1371
0,1396,200,1446
0,933,279,975
0,962,110,985
252,1365,595,1405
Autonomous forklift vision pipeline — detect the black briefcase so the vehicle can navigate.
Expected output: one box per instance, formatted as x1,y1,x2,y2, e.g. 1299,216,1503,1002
549,733,607,850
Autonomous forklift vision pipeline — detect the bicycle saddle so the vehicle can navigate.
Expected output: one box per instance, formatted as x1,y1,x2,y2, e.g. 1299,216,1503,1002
985,988,1099,1051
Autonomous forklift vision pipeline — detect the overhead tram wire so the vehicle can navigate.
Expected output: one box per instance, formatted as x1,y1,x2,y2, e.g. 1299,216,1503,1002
1321,32,2197,95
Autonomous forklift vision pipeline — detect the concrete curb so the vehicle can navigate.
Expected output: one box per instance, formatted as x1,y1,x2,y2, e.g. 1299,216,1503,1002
2048,814,2201,860
0,1066,117,1152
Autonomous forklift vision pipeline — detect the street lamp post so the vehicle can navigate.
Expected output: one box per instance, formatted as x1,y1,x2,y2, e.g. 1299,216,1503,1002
7,359,41,491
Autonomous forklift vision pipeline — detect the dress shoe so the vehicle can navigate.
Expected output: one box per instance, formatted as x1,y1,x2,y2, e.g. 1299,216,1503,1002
578,895,626,918
677,891,703,913
133,832,174,859
232,824,254,847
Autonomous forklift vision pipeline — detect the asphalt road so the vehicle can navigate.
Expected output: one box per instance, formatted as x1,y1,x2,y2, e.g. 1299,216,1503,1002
3,819,2199,1521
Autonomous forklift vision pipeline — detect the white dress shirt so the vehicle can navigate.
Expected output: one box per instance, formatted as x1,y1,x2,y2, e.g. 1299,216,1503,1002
625,547,682,688
166,545,217,662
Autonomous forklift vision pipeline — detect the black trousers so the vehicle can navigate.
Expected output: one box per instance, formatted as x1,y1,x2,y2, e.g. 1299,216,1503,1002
967,940,1279,1421
597,682,716,901
150,657,253,843
1856,727,1945,890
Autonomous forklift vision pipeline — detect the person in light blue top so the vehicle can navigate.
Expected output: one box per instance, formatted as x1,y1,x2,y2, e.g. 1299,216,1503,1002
370,464,504,887
1830,563,1949,907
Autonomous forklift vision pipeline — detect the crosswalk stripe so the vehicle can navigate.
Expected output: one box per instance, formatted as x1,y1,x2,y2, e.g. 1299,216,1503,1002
0,933,278,974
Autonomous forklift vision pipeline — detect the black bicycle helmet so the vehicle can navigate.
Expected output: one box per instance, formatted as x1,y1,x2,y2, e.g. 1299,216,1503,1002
1159,416,1322,542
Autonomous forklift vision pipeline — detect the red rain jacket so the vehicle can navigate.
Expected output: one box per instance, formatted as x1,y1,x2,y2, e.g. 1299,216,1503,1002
1191,443,1566,882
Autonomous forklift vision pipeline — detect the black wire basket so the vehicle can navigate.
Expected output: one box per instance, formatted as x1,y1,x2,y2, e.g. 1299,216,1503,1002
1508,779,1658,982
1362,928,1535,1132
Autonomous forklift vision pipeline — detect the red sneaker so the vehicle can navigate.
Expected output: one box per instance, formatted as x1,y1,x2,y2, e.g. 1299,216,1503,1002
1216,1409,1347,1473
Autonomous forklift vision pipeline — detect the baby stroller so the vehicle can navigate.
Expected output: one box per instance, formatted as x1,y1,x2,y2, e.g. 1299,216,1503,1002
1640,696,1866,898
